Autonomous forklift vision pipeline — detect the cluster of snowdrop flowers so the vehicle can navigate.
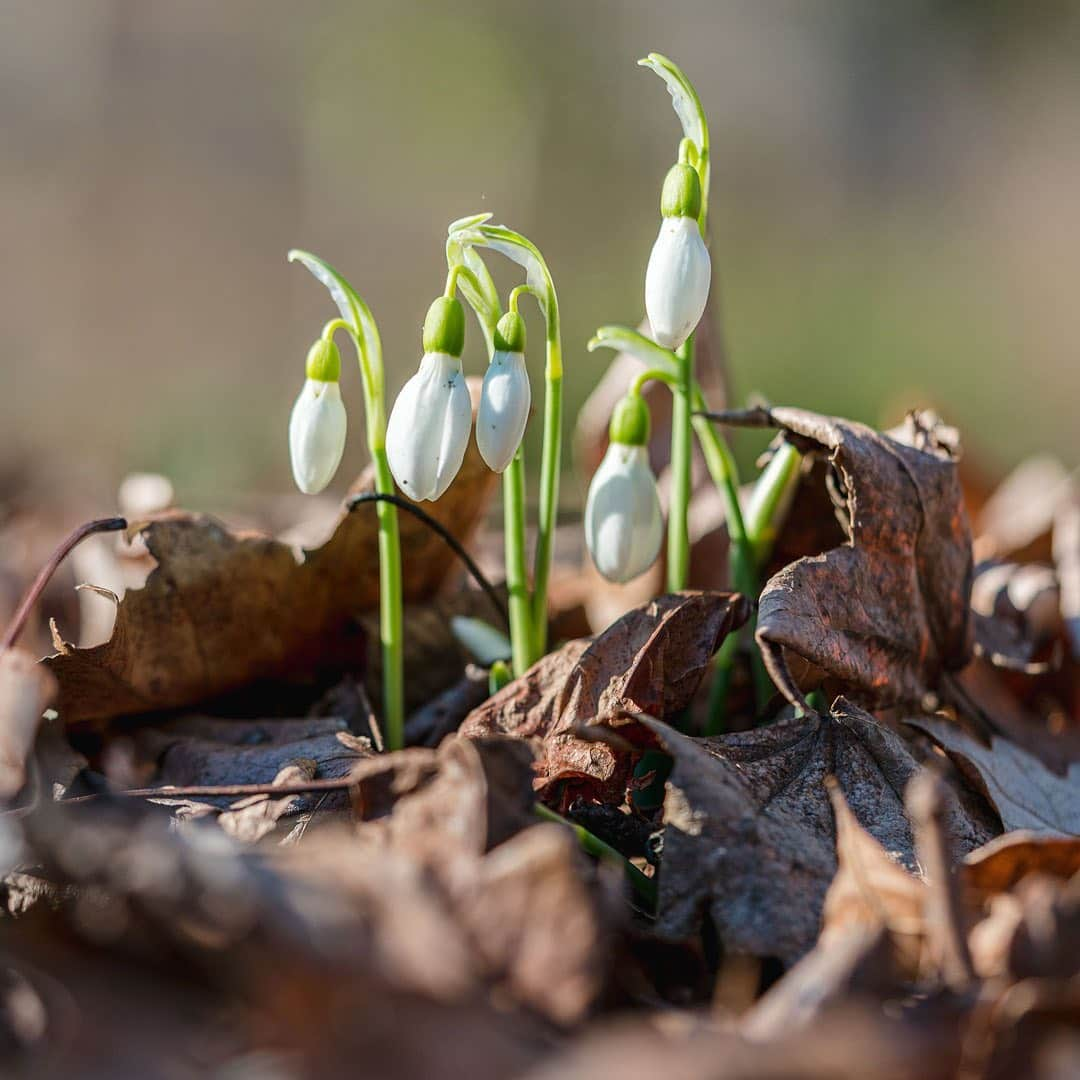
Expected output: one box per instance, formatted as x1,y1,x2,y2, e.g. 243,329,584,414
585,394,663,584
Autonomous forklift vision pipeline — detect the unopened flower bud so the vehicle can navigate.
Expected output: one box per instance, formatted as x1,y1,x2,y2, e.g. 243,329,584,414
584,396,663,583
289,342,347,495
645,165,710,351
477,311,531,473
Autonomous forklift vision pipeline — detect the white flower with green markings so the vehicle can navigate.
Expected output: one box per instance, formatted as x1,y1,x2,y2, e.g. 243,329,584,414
645,162,710,350
288,336,347,494
477,310,531,473
386,296,472,501
584,394,663,583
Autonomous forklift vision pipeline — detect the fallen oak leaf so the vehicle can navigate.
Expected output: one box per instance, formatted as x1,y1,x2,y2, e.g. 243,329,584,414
713,407,973,709
642,699,995,965
460,591,750,804
908,716,1080,835
45,439,496,725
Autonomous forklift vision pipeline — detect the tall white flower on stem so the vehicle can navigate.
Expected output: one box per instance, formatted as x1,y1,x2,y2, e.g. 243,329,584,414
644,162,710,350
584,394,664,583
386,296,472,501
289,337,347,494
477,310,531,473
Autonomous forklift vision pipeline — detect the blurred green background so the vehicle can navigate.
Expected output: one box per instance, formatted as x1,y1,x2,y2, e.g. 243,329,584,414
2,0,1078,507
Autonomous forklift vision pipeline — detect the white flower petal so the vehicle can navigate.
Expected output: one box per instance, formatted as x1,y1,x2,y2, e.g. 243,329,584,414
644,215,711,350
289,379,347,495
584,444,664,583
477,351,530,473
386,352,472,501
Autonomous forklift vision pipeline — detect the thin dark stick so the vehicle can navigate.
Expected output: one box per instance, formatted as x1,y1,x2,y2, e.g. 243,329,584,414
347,492,509,628
1,517,128,650
60,775,357,804
693,406,775,428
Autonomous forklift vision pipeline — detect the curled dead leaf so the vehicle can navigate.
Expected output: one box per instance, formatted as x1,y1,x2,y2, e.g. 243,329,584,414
720,407,973,709
44,445,496,725
460,591,750,804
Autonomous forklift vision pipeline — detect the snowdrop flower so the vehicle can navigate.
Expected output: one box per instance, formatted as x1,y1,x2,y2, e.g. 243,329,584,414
386,296,472,501
584,394,664,583
477,310,531,472
289,337,347,494
644,162,710,350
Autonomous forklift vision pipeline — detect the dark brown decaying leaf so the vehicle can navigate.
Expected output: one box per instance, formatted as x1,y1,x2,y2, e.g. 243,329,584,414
460,591,750,803
44,446,496,725
909,716,1080,835
723,407,973,709
645,700,995,965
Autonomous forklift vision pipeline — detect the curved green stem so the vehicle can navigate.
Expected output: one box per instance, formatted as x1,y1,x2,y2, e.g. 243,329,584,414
667,334,694,591
444,235,537,674
289,250,403,749
447,218,562,661
629,367,680,397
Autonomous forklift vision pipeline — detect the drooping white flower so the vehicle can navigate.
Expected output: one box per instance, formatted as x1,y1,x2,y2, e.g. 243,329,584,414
644,162,710,350
289,378,347,495
584,442,664,585
386,295,473,502
386,351,472,501
477,310,530,473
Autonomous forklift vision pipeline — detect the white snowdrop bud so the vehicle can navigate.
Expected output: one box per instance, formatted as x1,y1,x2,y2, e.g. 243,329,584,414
644,163,710,350
289,337,347,495
477,311,530,473
584,395,663,583
386,297,472,501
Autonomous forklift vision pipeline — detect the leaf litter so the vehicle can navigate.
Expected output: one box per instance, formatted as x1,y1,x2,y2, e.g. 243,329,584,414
1,405,1079,1077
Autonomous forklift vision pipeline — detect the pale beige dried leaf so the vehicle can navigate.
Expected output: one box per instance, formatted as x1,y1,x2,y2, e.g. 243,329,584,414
0,647,57,799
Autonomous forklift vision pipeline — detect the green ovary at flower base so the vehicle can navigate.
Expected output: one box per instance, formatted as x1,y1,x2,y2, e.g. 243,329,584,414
444,216,563,676
287,250,405,752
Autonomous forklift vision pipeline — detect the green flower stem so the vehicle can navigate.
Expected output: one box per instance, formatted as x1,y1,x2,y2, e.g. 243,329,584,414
447,219,561,664
705,631,738,736
667,335,694,591
629,367,679,396
371,447,404,750
534,803,657,907
744,440,802,568
503,450,533,675
531,323,562,655
293,249,404,750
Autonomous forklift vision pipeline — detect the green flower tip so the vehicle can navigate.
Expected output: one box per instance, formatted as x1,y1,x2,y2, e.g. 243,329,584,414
494,310,526,354
609,393,651,447
423,296,466,356
305,336,341,382
660,162,702,220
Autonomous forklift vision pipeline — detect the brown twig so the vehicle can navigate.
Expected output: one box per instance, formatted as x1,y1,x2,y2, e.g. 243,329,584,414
60,775,357,804
693,405,776,428
1,517,128,651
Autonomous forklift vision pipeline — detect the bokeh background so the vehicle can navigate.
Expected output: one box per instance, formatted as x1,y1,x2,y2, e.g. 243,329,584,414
3,0,1078,508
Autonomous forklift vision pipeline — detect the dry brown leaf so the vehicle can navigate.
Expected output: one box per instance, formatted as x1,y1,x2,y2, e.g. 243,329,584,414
643,700,994,965
821,779,926,974
217,759,318,843
725,408,973,709
909,717,1080,834
963,831,1080,899
44,445,496,725
460,591,750,804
